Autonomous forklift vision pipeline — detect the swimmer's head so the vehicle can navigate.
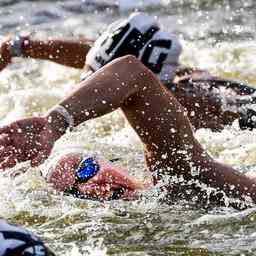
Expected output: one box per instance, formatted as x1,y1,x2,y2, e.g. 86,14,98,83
44,151,142,200
85,12,182,82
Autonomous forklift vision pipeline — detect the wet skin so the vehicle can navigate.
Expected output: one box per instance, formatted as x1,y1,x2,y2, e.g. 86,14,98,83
0,37,250,132
0,56,256,208
47,152,148,200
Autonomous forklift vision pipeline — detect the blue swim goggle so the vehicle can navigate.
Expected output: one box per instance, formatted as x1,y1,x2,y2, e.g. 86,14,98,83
75,157,100,183
65,157,123,200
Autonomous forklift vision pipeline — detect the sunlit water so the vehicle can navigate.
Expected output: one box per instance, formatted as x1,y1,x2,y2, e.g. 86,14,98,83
1,0,256,255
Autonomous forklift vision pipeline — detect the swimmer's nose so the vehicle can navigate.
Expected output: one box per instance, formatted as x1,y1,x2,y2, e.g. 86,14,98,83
87,160,147,191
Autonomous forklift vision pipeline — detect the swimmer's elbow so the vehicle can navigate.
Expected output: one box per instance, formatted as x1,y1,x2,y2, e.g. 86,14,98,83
115,55,151,73
118,54,138,64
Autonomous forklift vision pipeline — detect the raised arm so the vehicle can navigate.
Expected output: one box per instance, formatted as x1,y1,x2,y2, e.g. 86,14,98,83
22,37,93,68
0,36,93,71
1,55,256,208
50,56,256,207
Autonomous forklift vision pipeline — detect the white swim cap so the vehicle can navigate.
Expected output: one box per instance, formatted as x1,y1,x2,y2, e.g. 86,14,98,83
86,12,182,82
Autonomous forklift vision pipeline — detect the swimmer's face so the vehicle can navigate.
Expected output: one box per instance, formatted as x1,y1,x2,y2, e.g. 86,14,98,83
46,153,138,200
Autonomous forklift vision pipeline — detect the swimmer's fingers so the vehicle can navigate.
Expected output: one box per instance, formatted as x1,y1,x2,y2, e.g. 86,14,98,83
30,129,54,167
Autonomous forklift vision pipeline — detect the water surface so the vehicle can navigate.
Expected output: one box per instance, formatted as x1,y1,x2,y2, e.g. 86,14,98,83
1,0,256,255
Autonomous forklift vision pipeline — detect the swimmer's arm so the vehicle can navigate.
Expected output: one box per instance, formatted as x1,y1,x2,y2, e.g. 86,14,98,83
191,148,256,205
0,37,12,71
21,38,93,69
45,56,144,132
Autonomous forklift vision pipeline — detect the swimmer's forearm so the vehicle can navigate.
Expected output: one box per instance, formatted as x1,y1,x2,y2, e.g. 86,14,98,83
22,38,92,69
193,154,256,205
45,56,148,136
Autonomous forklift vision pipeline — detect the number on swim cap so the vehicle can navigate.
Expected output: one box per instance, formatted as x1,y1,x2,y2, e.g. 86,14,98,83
86,12,182,82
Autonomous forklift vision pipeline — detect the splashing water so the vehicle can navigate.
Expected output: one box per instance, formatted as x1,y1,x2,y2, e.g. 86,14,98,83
1,0,256,255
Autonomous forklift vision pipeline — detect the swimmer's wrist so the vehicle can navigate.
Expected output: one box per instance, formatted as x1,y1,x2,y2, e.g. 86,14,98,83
46,105,74,139
8,36,29,58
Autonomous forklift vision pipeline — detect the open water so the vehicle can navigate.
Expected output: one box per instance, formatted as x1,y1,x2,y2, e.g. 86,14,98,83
1,0,256,255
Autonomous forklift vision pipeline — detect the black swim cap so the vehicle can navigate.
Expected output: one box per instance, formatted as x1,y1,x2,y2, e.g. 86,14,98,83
0,219,55,256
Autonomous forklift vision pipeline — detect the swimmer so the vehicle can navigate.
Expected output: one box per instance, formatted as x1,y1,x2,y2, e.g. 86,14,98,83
0,218,55,256
1,55,256,208
43,152,151,200
0,12,256,132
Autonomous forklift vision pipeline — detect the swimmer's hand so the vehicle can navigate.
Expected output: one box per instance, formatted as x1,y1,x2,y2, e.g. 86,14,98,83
0,37,12,72
0,117,60,169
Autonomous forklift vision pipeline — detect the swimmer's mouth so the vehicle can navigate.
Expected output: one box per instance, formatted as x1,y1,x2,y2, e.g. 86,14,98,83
109,158,121,162
64,183,128,201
